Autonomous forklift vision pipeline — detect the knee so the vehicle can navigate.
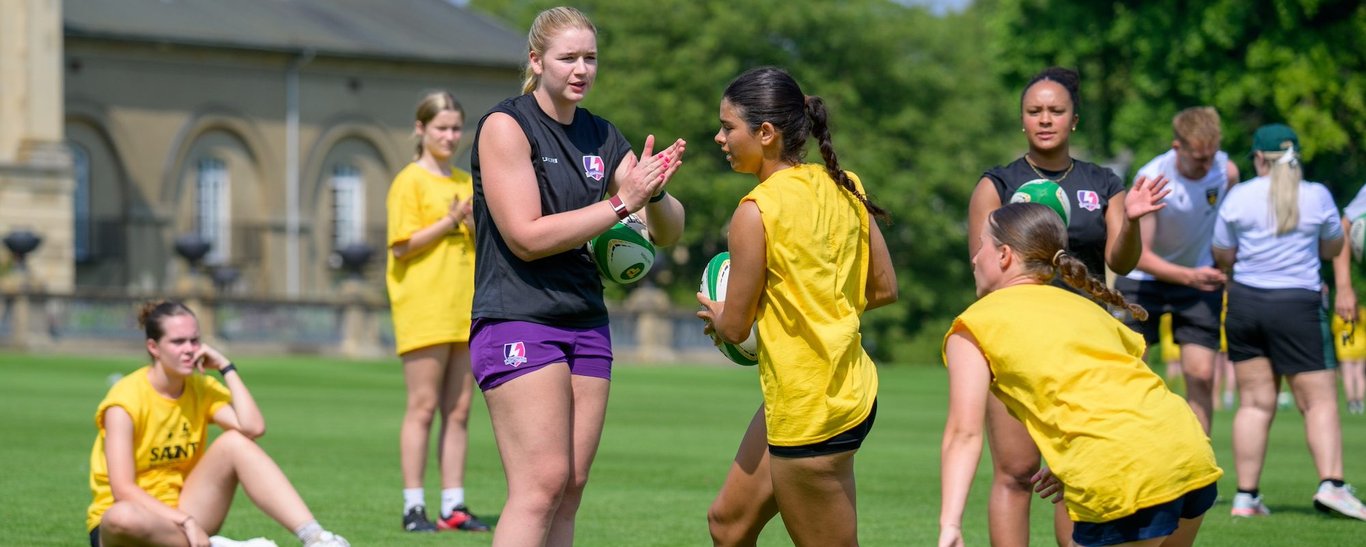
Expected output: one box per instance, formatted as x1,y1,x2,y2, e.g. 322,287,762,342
441,402,471,427
994,460,1040,489
212,429,252,449
707,504,746,547
406,393,438,419
97,502,142,540
514,466,571,514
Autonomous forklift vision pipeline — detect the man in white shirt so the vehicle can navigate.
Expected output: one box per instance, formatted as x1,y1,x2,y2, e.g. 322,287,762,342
1116,106,1239,434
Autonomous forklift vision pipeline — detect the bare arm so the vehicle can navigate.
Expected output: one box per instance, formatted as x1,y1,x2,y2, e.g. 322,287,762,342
966,178,1001,260
699,201,767,345
199,345,264,439
1133,213,1226,290
1322,233,1345,261
1212,246,1237,272
939,329,993,545
865,219,898,310
392,195,471,260
1334,216,1358,321
104,407,211,545
1107,174,1172,275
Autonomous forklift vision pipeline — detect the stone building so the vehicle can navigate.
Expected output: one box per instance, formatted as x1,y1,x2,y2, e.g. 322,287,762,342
3,0,525,298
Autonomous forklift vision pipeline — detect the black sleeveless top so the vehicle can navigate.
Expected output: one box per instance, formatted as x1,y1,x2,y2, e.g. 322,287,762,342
470,94,632,327
984,157,1126,278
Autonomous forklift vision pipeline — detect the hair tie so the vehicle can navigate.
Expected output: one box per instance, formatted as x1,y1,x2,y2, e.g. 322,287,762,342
1275,144,1298,167
1052,249,1065,267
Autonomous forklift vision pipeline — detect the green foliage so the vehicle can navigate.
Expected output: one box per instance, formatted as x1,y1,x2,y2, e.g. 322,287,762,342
985,0,1366,196
470,0,1366,362
472,0,1019,362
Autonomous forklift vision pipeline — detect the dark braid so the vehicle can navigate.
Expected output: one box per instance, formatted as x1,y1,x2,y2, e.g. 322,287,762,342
1053,253,1147,321
805,95,889,222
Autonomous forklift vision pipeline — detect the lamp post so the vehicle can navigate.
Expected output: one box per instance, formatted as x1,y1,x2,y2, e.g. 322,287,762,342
3,229,42,275
335,242,374,280
2,229,44,348
334,242,377,358
171,233,212,297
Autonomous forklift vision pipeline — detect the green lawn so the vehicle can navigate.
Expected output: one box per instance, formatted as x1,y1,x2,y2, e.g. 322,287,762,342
1,352,1362,545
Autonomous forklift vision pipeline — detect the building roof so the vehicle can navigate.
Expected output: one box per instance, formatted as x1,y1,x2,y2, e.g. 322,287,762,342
64,0,527,67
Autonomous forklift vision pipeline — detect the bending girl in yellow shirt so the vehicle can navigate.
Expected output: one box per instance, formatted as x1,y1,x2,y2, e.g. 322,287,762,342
941,203,1221,547
697,67,898,547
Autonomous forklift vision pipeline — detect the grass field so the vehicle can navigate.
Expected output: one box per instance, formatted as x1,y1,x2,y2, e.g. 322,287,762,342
1,351,1363,546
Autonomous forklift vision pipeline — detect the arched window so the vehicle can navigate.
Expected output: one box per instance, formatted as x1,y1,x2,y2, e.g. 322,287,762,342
331,163,365,249
196,157,231,264
70,144,92,262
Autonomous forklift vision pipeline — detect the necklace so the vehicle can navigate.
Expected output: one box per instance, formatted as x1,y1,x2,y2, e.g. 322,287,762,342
1024,153,1075,184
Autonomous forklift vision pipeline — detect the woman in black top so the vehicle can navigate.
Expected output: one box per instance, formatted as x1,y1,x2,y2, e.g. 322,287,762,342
961,66,1168,547
469,7,686,546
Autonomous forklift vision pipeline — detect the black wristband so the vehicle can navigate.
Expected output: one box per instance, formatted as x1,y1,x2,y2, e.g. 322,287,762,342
218,363,237,377
648,191,669,203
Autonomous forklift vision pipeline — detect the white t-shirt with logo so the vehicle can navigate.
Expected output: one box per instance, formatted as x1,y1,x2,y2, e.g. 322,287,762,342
1125,149,1230,281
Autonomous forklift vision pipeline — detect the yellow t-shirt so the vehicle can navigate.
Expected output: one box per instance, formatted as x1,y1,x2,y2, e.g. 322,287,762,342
1333,307,1366,361
944,284,1222,522
87,367,232,531
386,163,476,354
742,164,878,446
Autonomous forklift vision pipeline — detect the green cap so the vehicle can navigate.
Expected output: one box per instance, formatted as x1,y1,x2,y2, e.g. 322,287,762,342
1250,123,1299,155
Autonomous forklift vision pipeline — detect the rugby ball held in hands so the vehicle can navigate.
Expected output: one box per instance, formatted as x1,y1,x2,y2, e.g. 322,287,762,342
700,252,759,366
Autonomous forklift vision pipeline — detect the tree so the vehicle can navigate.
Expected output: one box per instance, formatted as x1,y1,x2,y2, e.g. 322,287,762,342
470,0,1018,362
985,0,1366,195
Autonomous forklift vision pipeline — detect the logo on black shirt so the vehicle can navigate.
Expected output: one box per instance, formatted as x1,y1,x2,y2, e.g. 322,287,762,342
582,156,605,181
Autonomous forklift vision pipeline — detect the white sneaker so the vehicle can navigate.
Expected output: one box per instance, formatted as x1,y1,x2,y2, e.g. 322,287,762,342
1231,492,1271,517
303,531,351,547
209,537,278,547
1276,391,1293,409
1313,482,1366,520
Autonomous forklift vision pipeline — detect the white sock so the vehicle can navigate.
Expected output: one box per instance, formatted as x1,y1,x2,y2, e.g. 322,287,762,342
441,487,466,517
294,520,322,544
403,488,425,512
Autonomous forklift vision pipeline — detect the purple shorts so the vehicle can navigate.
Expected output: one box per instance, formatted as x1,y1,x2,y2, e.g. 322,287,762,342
469,318,613,391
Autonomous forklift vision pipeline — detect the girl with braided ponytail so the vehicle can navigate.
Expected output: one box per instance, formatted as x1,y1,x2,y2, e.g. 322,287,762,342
941,203,1222,547
697,66,897,546
966,66,1171,547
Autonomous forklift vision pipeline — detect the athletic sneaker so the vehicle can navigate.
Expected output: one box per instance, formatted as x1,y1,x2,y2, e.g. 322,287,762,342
1350,400,1365,415
1276,391,1293,409
1231,492,1271,517
436,504,492,532
1313,482,1366,520
302,531,350,547
209,537,278,547
403,505,438,532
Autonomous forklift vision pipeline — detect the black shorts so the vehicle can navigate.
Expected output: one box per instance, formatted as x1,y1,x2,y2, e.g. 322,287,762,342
89,526,99,547
769,400,877,458
1072,481,1218,546
1225,282,1336,374
1114,278,1222,349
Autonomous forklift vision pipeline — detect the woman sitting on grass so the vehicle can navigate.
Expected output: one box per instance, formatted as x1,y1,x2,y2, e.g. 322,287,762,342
940,203,1222,547
86,301,348,547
